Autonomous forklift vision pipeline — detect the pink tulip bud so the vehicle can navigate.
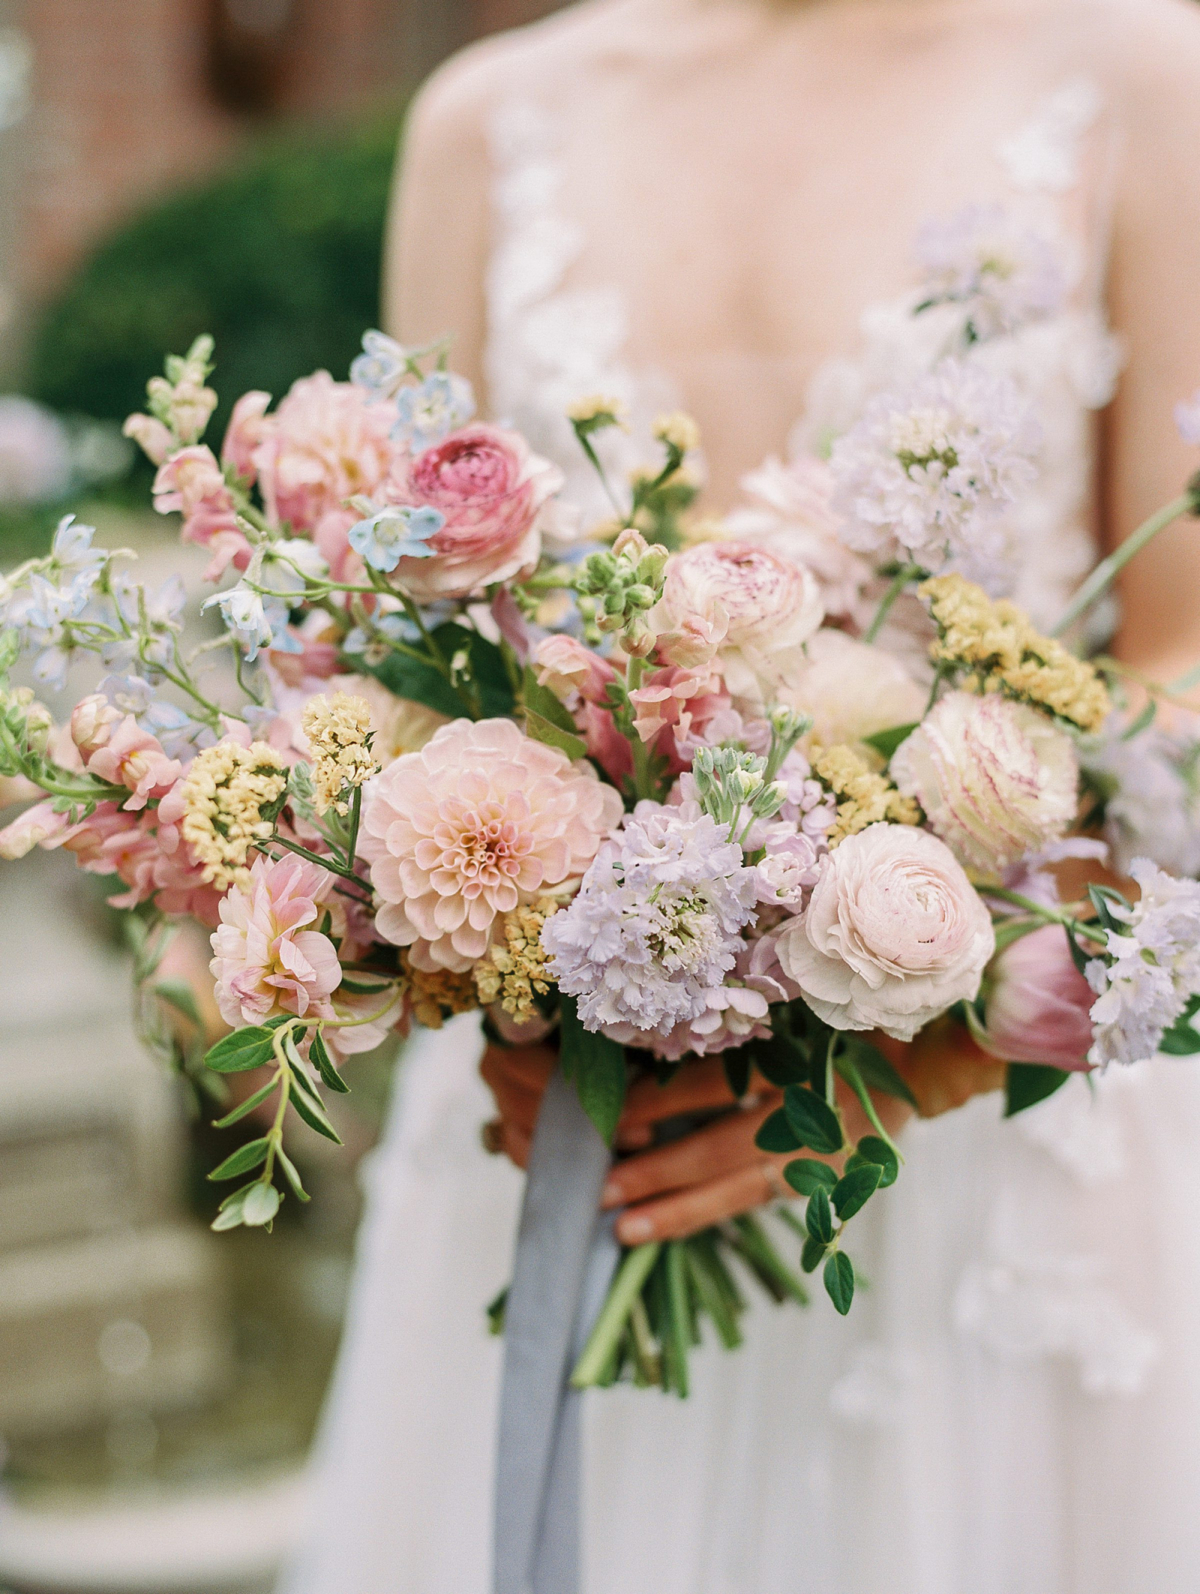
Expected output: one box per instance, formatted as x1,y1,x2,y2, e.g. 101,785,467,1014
979,924,1094,1071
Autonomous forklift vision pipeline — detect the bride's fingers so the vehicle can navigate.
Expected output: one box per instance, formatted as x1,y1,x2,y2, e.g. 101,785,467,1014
602,1104,777,1210
615,1163,785,1244
618,1056,740,1129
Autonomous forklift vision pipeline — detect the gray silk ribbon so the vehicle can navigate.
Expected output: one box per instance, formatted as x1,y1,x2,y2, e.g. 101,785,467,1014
494,1069,620,1594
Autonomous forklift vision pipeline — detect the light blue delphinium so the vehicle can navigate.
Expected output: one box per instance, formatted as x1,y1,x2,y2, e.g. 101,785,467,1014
393,371,475,452
203,585,299,663
350,330,408,403
348,504,444,573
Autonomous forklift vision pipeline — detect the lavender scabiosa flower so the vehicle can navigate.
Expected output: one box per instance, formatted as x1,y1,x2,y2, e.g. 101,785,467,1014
914,203,1068,339
829,360,1038,579
541,802,759,1039
1086,859,1200,1067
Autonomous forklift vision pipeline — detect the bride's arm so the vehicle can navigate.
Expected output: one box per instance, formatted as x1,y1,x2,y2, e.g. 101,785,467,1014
1104,5,1200,694
382,47,500,394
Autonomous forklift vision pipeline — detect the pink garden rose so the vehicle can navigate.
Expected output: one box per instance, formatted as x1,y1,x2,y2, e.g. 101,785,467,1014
890,691,1078,874
383,424,562,601
649,541,823,701
253,371,396,541
360,717,623,971
777,823,995,1040
210,852,341,1028
976,924,1094,1070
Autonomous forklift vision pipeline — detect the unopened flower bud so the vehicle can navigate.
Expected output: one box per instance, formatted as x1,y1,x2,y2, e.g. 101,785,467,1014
636,547,670,587
622,618,657,658
612,526,651,563
625,583,655,611
71,693,123,759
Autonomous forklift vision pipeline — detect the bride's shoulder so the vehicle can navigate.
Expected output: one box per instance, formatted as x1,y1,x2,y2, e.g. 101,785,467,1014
405,0,650,148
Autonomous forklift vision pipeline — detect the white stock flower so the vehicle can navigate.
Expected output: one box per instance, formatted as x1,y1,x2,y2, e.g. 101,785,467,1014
1087,860,1200,1068
829,360,1038,577
890,690,1078,873
776,823,995,1040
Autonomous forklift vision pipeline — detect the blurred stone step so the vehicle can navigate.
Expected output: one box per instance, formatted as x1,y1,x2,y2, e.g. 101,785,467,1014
0,1225,230,1438
0,1470,305,1593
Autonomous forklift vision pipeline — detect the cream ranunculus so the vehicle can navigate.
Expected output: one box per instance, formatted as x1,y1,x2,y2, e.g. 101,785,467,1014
648,541,823,701
776,823,995,1039
782,629,927,750
890,690,1077,873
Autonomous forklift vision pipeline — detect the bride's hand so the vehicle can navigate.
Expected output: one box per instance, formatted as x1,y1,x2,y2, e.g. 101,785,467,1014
479,1025,1004,1244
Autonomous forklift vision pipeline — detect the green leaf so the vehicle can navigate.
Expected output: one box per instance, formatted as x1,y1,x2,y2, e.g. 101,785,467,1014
204,1025,276,1074
524,708,587,762
744,1031,808,1088
1121,698,1157,740
805,1186,834,1245
287,1082,343,1144
212,1079,277,1129
242,1182,282,1227
437,623,515,718
337,974,394,996
154,978,201,1027
559,995,627,1145
310,1030,349,1093
211,1183,253,1231
754,1107,802,1154
522,667,581,735
1004,1062,1072,1118
275,1144,310,1202
832,1161,882,1221
355,640,467,719
782,1157,837,1197
1161,994,1200,1055
722,1048,752,1100
824,1251,855,1315
862,722,919,761
800,1235,826,1274
850,1135,900,1189
837,1037,918,1107
207,1137,270,1182
783,1085,845,1156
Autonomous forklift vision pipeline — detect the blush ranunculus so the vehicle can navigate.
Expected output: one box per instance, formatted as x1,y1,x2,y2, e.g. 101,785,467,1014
359,717,622,971
210,852,342,1028
384,424,562,601
648,541,823,701
976,924,1094,1070
776,822,995,1040
890,690,1078,874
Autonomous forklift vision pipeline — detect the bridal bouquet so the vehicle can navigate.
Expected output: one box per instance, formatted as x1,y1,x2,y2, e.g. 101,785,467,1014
3,285,1200,1393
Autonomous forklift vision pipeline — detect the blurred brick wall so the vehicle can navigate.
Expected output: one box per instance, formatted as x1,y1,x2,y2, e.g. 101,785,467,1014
7,0,565,308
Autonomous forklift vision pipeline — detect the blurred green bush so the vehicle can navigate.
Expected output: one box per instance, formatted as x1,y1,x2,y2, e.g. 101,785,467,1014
24,110,403,445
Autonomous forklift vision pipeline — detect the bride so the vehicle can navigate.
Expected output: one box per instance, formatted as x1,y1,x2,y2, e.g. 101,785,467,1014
282,0,1200,1588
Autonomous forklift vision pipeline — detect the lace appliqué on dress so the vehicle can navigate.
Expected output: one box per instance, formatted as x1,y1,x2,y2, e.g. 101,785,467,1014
486,99,677,522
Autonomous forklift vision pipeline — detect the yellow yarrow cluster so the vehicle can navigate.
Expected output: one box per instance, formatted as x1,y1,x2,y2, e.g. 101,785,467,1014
399,950,478,1030
653,411,701,455
812,744,922,847
921,573,1111,733
179,740,288,889
473,898,560,1020
567,394,629,430
300,691,379,815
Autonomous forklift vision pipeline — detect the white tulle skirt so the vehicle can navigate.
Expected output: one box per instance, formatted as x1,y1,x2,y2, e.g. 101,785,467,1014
281,1011,1200,1594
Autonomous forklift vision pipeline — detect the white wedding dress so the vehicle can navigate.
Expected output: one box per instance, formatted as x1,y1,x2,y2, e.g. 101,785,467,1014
282,72,1200,1594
